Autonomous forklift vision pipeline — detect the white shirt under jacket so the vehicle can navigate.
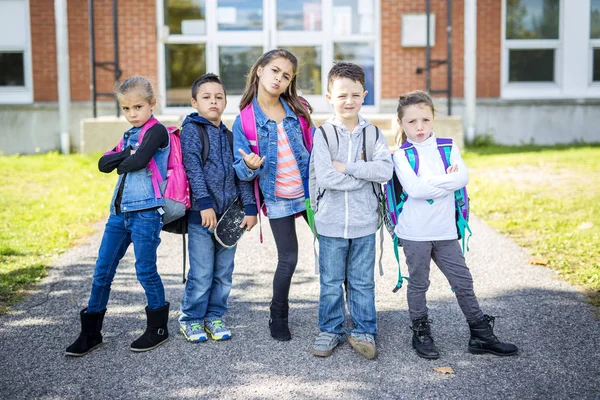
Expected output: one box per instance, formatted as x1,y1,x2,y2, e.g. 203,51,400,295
392,133,469,242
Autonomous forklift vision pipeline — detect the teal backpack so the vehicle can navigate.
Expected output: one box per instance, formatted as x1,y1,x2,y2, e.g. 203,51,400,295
383,138,471,292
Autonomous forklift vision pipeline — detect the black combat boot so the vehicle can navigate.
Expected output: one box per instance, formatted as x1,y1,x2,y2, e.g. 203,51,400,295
468,315,518,356
411,315,440,359
130,302,170,352
65,308,106,357
269,300,291,341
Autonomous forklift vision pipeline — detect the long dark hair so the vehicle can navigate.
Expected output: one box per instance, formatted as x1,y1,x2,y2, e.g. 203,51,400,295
240,49,312,126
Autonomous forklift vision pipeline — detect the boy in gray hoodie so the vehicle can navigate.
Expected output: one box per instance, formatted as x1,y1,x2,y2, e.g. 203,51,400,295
311,62,393,359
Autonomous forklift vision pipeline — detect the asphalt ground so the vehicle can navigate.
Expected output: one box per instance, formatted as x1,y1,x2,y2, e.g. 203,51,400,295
0,216,598,399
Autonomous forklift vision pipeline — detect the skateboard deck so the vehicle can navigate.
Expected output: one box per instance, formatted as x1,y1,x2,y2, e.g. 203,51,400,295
214,197,246,248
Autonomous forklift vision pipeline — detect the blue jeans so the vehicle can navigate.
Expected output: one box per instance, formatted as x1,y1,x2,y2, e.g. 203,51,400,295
179,222,236,324
317,234,377,336
87,210,165,313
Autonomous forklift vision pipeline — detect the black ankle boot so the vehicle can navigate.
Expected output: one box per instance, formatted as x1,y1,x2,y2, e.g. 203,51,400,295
65,308,106,357
131,302,169,352
269,300,291,341
468,315,518,356
411,316,440,359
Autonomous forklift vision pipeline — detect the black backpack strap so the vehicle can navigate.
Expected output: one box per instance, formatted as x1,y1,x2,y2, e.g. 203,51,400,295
197,124,209,165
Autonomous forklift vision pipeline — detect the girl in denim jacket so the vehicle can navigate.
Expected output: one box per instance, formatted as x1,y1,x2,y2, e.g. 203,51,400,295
66,76,170,356
233,49,313,341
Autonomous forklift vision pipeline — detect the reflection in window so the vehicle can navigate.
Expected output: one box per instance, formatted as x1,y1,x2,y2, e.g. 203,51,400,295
509,49,554,82
506,0,559,39
0,52,25,86
281,46,322,95
217,0,263,31
277,0,321,31
334,43,375,105
594,49,600,82
219,46,264,95
166,44,206,106
332,0,374,35
165,0,206,35
592,0,600,38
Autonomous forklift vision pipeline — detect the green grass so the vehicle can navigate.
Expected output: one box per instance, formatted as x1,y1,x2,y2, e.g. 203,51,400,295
464,146,600,305
0,152,114,312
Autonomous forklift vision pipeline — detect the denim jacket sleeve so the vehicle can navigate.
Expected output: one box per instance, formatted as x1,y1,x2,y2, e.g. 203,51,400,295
232,116,263,181
181,124,214,210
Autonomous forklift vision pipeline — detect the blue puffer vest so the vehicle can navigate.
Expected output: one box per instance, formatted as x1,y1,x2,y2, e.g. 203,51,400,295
109,124,170,214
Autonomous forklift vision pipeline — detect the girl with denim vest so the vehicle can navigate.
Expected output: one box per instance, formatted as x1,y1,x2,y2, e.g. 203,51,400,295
66,76,170,356
233,49,313,341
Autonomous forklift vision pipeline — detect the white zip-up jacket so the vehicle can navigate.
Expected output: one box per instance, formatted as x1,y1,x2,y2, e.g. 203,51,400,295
313,116,393,239
393,133,468,241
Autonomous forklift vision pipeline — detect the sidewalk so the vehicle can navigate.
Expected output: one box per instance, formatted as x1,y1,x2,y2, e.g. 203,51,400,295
0,216,598,399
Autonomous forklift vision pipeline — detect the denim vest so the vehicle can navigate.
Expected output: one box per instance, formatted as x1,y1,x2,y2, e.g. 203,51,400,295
109,124,170,214
232,97,310,204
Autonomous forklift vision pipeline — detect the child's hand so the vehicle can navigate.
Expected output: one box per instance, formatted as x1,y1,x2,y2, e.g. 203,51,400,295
201,208,217,231
240,215,258,231
130,149,136,155
332,161,346,173
446,164,459,174
238,149,265,170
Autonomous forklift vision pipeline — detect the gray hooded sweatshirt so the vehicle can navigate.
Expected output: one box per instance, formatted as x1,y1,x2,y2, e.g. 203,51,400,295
313,116,393,239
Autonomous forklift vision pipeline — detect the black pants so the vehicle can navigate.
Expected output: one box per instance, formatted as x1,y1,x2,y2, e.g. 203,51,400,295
268,212,307,304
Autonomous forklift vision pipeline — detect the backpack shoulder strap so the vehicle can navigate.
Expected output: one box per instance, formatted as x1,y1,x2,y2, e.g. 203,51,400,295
436,137,453,170
401,142,419,174
298,116,313,152
196,124,209,165
318,123,339,159
135,117,160,144
240,104,259,156
362,125,380,162
224,127,234,151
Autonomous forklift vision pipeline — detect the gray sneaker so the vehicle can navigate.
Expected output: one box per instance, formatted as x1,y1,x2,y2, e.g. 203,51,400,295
348,333,376,360
312,332,344,357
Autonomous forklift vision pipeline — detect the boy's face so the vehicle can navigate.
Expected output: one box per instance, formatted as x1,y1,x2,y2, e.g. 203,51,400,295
326,77,367,125
191,82,227,125
398,103,434,143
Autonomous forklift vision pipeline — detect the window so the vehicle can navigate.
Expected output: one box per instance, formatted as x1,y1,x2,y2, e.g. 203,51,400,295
277,0,321,31
164,0,206,35
504,0,559,84
165,44,206,107
217,0,263,31
0,0,32,104
218,46,264,95
591,0,600,82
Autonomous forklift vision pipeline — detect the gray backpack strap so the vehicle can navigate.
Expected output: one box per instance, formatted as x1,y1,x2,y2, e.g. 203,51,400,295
311,123,339,274
362,125,385,276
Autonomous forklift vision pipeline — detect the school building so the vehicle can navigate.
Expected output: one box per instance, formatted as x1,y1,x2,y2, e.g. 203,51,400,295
1,0,599,154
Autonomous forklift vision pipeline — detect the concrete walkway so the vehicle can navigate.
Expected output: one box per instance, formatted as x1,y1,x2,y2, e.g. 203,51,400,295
0,216,598,399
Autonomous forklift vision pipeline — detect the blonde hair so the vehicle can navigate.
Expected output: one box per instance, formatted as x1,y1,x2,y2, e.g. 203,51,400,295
239,49,312,126
395,90,435,144
115,76,155,105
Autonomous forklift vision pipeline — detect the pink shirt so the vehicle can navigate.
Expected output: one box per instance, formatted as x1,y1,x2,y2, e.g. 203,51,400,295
275,122,304,198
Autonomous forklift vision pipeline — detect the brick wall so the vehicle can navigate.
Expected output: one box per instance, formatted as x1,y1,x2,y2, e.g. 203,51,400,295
381,0,501,100
30,0,58,102
30,0,158,102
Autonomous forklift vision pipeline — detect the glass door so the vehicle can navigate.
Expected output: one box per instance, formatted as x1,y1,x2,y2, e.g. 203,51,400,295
159,0,379,113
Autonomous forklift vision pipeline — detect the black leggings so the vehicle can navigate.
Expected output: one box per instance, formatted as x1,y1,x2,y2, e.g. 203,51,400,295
268,212,307,304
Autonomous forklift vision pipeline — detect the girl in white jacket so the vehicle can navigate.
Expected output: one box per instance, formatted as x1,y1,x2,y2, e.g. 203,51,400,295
393,91,518,359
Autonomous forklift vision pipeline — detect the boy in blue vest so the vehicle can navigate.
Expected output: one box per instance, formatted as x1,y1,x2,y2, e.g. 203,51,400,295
179,73,257,342
311,62,393,359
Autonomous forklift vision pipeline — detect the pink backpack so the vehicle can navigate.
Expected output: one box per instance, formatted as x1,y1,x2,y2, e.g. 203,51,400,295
114,118,191,226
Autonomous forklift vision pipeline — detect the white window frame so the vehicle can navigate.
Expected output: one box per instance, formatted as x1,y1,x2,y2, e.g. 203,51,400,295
0,0,33,104
501,0,563,99
157,0,381,113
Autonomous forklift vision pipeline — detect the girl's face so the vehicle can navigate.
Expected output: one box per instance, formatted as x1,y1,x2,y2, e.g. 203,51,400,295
256,57,295,98
398,103,434,143
118,91,155,127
